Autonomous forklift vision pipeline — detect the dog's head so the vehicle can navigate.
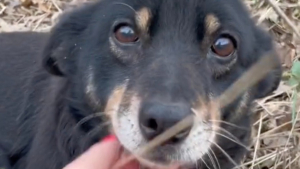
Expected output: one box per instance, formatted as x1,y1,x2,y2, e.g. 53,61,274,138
42,0,282,167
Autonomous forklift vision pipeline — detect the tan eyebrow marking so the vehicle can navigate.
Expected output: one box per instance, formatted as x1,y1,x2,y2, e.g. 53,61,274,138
201,14,221,50
205,14,220,35
135,7,151,32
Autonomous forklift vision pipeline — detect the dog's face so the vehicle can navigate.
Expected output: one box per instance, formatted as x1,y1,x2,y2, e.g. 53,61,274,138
42,0,282,167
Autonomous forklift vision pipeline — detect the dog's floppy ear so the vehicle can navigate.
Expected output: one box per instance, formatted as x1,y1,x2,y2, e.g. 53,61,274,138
250,26,282,99
42,2,97,76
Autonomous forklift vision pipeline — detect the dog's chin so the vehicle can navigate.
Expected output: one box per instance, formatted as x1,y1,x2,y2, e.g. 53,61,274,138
107,94,217,166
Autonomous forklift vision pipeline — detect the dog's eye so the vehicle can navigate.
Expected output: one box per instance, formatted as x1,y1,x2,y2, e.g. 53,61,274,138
211,35,235,57
114,25,139,43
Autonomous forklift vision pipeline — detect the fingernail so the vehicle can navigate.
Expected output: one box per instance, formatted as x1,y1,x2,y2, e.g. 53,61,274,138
102,135,117,142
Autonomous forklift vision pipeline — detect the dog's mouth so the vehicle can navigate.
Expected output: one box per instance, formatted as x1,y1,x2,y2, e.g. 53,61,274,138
104,83,220,166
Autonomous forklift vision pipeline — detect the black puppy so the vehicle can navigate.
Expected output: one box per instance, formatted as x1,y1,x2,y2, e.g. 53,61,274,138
0,0,282,168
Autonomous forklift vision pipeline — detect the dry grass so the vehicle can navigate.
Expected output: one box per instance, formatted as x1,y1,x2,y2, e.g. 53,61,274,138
0,0,299,169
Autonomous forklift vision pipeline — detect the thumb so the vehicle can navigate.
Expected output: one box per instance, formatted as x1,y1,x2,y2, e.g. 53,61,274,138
63,135,121,169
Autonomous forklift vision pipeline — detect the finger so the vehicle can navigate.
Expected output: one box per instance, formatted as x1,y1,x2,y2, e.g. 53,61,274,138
63,136,121,169
112,150,140,169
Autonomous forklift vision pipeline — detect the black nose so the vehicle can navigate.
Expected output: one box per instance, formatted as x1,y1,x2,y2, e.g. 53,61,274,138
139,101,192,144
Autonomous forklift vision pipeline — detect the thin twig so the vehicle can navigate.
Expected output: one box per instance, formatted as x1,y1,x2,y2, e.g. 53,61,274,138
218,52,278,109
275,102,300,166
284,154,300,169
264,0,300,38
51,0,62,13
250,113,263,169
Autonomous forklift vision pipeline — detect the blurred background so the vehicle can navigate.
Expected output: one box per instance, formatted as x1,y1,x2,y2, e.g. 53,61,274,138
0,0,299,168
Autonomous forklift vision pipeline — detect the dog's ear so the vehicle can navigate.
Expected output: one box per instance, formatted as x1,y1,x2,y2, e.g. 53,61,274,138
249,26,282,99
42,2,97,76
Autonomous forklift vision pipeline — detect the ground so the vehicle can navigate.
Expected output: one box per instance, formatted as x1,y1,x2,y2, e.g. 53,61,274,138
0,0,299,168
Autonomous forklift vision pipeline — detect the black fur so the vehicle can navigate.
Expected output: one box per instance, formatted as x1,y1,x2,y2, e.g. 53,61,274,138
0,0,282,168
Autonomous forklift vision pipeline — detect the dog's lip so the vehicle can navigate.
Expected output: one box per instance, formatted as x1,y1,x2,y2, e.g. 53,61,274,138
118,145,184,168
119,146,197,169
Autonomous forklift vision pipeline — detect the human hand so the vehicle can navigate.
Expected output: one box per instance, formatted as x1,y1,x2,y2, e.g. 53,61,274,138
63,135,140,169
63,135,182,169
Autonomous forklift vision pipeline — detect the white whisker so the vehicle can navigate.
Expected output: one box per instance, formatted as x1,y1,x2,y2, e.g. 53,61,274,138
75,112,106,128
209,147,221,169
87,121,111,137
199,156,212,169
213,126,243,144
209,141,240,168
214,132,249,150
112,2,137,13
209,120,249,130
206,150,217,169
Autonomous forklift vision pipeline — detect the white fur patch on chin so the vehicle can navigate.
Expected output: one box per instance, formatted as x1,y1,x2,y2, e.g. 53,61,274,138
111,95,215,164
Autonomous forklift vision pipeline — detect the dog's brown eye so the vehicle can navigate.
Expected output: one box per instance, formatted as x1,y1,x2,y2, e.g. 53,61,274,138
114,25,139,43
211,36,235,57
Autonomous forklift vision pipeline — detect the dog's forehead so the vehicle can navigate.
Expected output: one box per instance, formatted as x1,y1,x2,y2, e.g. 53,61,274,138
106,0,243,37
109,0,231,22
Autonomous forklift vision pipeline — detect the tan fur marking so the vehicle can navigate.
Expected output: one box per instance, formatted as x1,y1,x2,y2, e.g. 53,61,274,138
192,97,221,138
136,7,151,32
208,101,221,135
232,92,250,121
104,83,127,118
192,97,209,120
109,37,124,58
85,66,102,111
192,98,221,153
201,14,221,50
103,85,126,134
205,14,220,35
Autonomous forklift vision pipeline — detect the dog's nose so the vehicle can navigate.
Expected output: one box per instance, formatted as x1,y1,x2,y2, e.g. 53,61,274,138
139,101,192,143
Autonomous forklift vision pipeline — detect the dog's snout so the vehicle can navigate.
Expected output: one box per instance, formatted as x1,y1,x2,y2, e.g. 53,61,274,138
139,101,192,144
